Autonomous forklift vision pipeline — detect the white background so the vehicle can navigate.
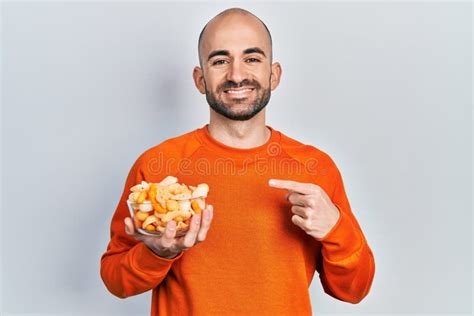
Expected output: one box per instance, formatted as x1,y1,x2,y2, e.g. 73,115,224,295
1,1,472,315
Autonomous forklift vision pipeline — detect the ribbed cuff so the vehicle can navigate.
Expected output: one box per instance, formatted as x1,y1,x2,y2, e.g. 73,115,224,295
132,242,184,273
318,204,363,262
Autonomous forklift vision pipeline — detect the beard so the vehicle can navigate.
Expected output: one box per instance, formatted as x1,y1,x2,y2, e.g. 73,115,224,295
205,78,271,121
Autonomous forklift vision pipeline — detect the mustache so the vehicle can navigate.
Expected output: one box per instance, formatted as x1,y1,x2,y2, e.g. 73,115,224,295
219,79,261,91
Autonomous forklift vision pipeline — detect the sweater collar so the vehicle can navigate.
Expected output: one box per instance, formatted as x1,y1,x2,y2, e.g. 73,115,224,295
195,123,282,159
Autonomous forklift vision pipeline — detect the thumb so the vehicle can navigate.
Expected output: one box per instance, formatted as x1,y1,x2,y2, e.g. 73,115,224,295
124,217,135,235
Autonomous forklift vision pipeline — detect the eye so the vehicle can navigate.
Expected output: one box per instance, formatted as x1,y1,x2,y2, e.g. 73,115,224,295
246,58,260,63
212,60,227,65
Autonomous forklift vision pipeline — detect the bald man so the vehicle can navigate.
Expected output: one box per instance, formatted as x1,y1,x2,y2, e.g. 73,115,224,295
101,8,375,315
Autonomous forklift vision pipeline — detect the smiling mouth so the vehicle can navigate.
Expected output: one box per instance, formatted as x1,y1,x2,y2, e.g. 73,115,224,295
224,88,255,99
224,88,255,96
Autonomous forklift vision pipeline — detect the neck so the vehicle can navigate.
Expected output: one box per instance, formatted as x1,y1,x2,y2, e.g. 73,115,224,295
208,110,271,149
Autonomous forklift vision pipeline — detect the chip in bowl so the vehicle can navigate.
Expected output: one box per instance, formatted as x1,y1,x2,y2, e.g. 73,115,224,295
127,176,209,237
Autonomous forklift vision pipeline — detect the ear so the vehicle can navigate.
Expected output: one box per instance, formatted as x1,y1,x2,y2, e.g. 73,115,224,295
270,63,281,91
270,62,282,91
193,66,206,94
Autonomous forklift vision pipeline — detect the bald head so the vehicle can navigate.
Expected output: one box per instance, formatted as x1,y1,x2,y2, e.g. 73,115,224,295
198,8,273,67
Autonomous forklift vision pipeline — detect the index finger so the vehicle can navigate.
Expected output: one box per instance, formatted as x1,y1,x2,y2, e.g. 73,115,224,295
180,212,203,248
197,204,213,242
268,179,315,195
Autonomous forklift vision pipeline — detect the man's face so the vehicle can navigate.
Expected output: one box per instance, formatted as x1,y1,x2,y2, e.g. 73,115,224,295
196,14,276,121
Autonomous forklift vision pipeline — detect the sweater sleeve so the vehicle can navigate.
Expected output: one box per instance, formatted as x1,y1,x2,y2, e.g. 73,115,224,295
100,155,184,299
315,164,375,304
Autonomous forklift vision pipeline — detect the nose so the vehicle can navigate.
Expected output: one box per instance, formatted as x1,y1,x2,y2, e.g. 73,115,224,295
226,60,247,84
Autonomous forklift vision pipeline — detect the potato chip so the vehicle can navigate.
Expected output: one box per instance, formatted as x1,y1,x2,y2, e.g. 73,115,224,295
128,176,209,236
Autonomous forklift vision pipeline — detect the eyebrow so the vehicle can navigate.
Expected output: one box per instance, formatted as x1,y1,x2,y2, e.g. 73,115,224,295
207,47,267,61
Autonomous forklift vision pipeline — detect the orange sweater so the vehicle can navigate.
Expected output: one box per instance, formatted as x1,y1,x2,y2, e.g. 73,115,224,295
100,124,375,315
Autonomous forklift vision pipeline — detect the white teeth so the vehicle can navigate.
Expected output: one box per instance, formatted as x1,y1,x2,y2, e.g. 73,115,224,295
226,89,252,94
